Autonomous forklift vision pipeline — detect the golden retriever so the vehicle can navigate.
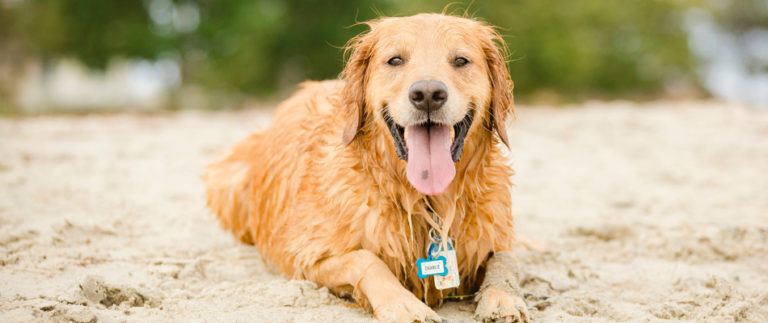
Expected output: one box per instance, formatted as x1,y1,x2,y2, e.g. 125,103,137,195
204,13,529,323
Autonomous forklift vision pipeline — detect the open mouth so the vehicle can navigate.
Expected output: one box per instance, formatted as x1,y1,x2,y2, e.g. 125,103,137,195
384,109,474,195
385,110,474,162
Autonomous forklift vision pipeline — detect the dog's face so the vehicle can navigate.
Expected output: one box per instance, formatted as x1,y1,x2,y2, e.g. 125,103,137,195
340,14,513,196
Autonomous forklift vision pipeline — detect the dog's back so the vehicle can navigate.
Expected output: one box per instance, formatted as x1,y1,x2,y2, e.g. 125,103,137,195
203,80,341,246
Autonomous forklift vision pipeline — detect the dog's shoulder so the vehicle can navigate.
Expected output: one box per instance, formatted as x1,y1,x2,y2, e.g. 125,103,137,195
274,80,344,117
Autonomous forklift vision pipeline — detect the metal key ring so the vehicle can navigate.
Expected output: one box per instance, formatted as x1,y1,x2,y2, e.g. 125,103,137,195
429,227,441,244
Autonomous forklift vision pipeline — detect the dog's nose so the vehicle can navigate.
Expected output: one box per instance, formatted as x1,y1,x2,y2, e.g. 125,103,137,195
409,81,448,113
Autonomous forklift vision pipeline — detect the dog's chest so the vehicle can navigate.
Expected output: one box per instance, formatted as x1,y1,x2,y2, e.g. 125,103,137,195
358,205,488,292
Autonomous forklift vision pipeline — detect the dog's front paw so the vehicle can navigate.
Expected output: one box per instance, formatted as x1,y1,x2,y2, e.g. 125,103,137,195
474,287,531,323
373,294,443,323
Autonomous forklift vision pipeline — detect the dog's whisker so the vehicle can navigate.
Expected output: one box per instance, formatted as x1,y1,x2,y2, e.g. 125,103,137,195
380,106,395,123
466,101,494,133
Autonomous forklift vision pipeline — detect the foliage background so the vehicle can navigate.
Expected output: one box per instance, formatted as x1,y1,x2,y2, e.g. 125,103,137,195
0,0,767,107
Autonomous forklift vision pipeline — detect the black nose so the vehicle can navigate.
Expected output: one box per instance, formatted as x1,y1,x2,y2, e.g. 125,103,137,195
409,81,448,113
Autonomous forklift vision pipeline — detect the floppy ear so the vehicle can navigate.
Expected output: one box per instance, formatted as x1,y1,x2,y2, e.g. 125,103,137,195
482,28,514,148
340,28,376,146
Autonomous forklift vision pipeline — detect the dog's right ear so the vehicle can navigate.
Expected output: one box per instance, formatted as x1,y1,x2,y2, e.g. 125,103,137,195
481,25,514,149
340,26,377,146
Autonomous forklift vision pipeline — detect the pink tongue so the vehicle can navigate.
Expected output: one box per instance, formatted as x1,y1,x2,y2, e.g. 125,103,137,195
406,124,455,195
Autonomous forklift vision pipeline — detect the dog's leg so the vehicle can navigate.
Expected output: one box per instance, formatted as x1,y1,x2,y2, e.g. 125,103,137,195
308,249,443,323
474,251,532,323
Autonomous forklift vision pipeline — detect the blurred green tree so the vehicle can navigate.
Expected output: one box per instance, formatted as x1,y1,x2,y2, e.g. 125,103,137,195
188,0,393,95
402,1,695,100
4,0,169,67
0,0,700,104
1,0,392,97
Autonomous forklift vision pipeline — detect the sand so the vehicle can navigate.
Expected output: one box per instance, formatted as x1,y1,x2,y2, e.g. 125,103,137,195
1,101,767,323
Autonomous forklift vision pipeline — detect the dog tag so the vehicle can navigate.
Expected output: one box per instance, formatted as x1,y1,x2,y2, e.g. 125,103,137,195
434,248,460,289
416,256,447,279
426,239,460,290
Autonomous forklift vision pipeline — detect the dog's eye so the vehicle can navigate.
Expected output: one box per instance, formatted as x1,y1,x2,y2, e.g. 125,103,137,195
388,57,404,66
453,57,469,67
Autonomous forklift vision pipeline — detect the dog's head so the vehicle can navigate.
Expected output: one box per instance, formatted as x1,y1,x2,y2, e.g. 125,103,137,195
340,14,513,196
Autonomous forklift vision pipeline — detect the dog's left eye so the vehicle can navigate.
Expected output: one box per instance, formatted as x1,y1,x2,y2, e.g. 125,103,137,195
453,57,469,67
388,57,404,66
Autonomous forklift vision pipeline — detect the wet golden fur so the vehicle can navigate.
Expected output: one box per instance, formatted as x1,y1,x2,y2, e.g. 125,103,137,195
204,13,527,322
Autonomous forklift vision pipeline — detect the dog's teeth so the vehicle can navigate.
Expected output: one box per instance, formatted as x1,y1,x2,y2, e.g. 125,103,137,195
404,127,409,141
450,127,455,141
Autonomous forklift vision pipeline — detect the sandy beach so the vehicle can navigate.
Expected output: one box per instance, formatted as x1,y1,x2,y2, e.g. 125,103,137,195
1,101,767,323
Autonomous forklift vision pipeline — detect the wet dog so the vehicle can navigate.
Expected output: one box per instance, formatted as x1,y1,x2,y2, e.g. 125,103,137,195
204,13,529,323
